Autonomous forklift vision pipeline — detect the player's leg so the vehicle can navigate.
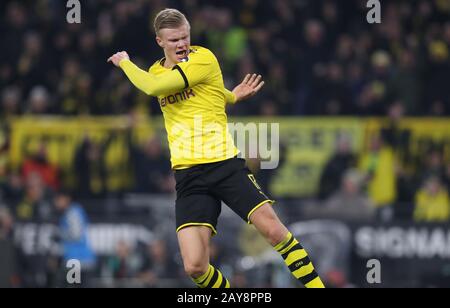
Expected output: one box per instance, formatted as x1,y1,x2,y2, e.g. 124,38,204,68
175,181,230,288
210,157,324,288
177,225,229,288
177,225,211,277
249,203,325,288
247,202,288,246
174,164,231,288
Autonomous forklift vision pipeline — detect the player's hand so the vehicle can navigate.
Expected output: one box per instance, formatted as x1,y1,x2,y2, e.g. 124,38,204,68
107,51,130,67
232,74,264,102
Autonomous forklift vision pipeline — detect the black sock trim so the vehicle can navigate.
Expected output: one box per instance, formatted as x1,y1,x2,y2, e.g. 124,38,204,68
278,234,294,253
219,275,227,288
281,243,304,259
205,268,219,288
198,267,212,285
299,270,319,285
288,256,311,272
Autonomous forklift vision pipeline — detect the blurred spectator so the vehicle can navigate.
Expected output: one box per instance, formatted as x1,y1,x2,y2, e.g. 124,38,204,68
259,98,279,117
74,135,111,198
58,57,88,115
17,32,50,93
417,147,447,185
356,50,392,115
54,189,96,286
308,169,375,221
1,171,23,206
21,141,60,191
127,131,173,194
446,162,450,192
231,270,248,288
310,62,352,115
0,206,19,287
359,134,397,221
413,175,450,222
15,173,53,222
205,8,248,76
106,240,140,282
318,133,356,200
26,86,51,114
381,103,415,215
0,128,8,195
323,169,374,221
1,86,22,119
387,50,420,115
137,239,180,287
424,41,450,115
381,103,410,159
264,63,290,114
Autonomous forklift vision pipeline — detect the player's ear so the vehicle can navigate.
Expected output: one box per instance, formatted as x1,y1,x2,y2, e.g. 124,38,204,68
156,36,164,48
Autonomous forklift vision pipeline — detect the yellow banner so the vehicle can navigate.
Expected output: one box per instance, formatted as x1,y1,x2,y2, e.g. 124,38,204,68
9,116,154,192
7,116,450,197
365,118,450,163
252,117,365,197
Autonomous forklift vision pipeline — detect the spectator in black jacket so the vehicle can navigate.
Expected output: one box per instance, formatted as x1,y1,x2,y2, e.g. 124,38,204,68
318,133,356,200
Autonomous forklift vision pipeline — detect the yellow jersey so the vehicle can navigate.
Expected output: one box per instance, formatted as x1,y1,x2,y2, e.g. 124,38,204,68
119,46,239,169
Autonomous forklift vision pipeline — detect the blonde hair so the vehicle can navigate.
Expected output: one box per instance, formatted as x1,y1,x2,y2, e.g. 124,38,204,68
154,8,190,35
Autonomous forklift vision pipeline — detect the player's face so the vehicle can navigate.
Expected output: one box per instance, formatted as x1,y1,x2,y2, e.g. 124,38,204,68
157,23,191,65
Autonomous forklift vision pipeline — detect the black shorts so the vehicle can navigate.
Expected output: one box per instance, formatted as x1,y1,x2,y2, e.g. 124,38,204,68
174,157,274,235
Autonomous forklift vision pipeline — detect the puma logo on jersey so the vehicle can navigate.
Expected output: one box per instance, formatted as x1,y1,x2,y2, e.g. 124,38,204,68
159,89,195,107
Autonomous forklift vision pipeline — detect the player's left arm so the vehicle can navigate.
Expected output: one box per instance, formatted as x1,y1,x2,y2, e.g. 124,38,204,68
226,74,264,104
224,88,237,104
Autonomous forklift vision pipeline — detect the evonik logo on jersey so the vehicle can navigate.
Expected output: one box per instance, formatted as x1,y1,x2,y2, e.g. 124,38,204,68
159,89,195,107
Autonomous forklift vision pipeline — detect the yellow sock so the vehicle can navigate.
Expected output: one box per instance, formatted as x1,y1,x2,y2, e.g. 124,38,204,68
274,232,325,288
192,264,230,288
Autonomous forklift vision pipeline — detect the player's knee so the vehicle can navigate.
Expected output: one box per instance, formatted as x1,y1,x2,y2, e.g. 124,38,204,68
266,223,287,245
184,260,209,278
260,212,287,244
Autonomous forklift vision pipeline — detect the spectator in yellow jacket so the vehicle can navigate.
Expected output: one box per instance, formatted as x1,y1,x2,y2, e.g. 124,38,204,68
414,175,450,222
359,135,397,221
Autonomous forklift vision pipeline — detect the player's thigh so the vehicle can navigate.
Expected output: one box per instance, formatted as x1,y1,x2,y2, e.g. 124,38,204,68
249,203,288,246
177,225,212,269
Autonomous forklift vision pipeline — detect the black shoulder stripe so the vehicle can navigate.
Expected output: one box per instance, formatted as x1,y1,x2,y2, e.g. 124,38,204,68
172,65,189,89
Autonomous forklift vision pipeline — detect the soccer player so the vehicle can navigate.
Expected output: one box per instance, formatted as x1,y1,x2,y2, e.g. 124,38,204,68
108,8,324,288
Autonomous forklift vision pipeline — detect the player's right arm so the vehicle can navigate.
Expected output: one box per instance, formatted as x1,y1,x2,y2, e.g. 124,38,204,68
108,51,186,96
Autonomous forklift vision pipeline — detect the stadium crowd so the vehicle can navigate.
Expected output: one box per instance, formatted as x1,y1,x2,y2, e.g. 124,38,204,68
1,0,450,118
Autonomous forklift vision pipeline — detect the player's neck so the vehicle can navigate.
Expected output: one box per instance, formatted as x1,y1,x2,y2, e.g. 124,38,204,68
163,57,177,69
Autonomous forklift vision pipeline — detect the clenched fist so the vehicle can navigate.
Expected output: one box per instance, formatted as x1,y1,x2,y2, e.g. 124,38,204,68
107,51,130,67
